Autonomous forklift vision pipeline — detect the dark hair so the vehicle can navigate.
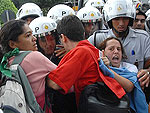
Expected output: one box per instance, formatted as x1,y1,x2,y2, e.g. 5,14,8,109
0,19,26,54
136,9,147,19
56,15,85,42
98,37,127,59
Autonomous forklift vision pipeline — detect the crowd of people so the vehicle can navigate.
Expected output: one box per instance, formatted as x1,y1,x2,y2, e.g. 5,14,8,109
1,0,150,113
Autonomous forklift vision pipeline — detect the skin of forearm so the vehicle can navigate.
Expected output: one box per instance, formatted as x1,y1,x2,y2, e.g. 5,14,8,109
47,78,61,90
110,69,134,92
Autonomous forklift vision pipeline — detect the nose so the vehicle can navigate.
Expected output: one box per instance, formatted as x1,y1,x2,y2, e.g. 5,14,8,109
137,20,142,25
118,19,124,25
32,35,37,41
113,48,119,53
45,36,50,45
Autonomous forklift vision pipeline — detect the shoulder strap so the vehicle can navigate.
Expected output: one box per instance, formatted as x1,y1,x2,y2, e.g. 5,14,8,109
12,51,31,65
94,31,97,47
11,51,44,113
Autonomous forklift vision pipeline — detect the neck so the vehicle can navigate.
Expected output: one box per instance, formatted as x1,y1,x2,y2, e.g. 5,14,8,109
112,27,129,38
66,40,79,52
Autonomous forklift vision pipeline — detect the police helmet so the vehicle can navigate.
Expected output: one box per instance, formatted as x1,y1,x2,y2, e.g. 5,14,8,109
29,17,57,38
47,4,75,23
85,0,105,9
103,0,136,28
16,3,43,20
77,6,102,23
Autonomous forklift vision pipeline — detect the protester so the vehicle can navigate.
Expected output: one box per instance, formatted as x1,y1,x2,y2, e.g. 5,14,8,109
0,19,57,113
132,9,147,30
47,15,126,107
98,37,148,113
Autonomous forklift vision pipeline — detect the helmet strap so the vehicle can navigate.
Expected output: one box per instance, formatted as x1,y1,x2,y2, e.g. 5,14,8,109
112,27,129,38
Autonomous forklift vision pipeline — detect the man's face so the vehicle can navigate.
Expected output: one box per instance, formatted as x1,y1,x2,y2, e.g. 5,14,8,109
25,17,37,25
132,15,146,30
112,17,130,34
38,35,56,56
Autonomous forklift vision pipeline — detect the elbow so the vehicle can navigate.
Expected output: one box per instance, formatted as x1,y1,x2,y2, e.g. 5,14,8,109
125,84,134,93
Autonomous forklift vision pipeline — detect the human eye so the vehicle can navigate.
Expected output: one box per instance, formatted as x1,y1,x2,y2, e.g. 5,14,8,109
117,47,121,51
114,17,119,20
25,33,31,37
109,47,114,51
25,32,32,38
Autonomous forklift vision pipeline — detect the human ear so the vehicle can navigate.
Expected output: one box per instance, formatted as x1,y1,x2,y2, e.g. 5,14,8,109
61,34,67,42
8,40,17,49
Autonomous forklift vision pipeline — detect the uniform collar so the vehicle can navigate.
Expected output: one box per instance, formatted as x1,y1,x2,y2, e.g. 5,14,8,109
109,27,137,39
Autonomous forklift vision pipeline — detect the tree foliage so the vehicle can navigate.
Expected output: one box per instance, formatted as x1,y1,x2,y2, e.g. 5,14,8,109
0,0,18,24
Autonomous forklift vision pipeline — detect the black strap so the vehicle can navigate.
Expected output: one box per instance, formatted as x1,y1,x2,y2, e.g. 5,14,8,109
94,32,97,47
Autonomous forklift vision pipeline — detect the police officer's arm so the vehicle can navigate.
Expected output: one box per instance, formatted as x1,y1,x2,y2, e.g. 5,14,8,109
137,58,150,89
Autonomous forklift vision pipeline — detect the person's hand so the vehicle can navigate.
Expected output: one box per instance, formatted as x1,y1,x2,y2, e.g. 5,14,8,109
101,50,110,66
137,69,150,89
55,45,66,58
99,50,114,78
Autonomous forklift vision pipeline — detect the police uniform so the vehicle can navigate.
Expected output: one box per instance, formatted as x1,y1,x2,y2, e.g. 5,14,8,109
88,27,150,70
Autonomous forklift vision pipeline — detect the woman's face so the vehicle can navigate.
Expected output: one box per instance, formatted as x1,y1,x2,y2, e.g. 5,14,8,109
104,39,122,68
12,24,38,51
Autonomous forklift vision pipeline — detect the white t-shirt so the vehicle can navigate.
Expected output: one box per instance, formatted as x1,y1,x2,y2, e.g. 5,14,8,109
119,62,138,73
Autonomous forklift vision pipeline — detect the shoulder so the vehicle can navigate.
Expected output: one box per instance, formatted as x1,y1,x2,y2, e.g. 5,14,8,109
88,29,111,46
121,62,138,73
24,51,51,63
130,28,150,37
93,29,110,37
94,29,110,34
22,51,57,70
26,51,45,58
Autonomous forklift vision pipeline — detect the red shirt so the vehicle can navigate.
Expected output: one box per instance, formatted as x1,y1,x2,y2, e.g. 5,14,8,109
48,40,125,104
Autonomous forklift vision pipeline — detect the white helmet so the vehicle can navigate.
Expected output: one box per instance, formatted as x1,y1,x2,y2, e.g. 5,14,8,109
145,9,150,17
77,6,102,22
145,15,150,33
85,0,105,9
29,17,57,37
16,3,43,20
47,4,75,23
103,0,136,27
